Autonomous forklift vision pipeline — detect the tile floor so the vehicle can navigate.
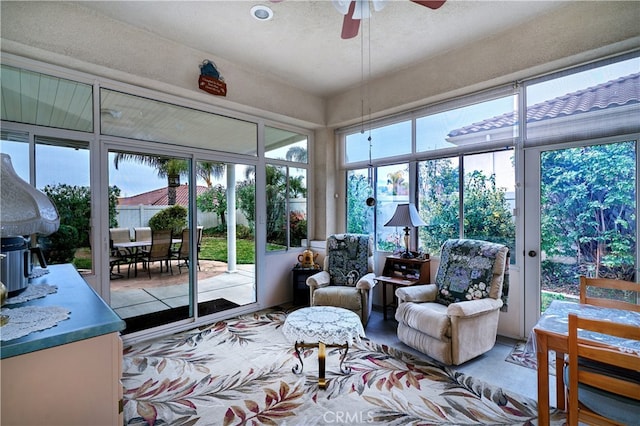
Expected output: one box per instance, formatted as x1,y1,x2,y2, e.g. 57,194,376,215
364,309,557,404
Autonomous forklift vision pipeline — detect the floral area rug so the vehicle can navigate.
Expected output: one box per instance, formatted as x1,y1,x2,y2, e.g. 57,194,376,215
122,308,566,425
505,341,557,376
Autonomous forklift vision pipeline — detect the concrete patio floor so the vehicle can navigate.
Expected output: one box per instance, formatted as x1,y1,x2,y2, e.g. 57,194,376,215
109,260,256,319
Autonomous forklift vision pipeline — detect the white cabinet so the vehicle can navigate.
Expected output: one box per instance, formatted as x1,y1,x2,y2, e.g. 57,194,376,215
1,264,125,425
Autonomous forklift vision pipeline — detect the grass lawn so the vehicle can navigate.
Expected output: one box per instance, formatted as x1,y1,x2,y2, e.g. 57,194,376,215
70,236,277,269
200,237,256,264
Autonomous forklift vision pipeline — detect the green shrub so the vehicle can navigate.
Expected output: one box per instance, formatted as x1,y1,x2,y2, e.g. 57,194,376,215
149,205,187,234
38,224,79,264
204,224,254,239
236,224,253,240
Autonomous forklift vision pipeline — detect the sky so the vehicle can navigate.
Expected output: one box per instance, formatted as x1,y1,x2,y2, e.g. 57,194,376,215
2,57,637,196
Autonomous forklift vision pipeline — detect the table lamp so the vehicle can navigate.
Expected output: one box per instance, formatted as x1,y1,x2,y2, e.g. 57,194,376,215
1,154,60,238
384,203,426,258
1,153,59,296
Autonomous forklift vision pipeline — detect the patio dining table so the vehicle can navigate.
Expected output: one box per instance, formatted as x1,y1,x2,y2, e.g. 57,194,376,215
112,239,181,277
530,300,640,426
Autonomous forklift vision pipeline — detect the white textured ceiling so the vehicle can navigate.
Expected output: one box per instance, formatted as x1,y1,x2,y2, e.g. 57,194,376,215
76,1,568,98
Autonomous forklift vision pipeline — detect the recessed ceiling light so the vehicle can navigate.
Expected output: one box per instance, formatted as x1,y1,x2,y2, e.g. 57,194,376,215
251,5,273,21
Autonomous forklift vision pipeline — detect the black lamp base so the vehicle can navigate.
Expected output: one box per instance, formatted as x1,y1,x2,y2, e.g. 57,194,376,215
400,227,414,258
400,250,415,259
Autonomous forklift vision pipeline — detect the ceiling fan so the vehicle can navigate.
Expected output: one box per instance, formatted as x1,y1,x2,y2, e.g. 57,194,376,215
333,0,447,39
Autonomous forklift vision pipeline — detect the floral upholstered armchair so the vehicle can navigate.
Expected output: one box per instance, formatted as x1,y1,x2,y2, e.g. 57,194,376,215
395,239,509,365
306,234,376,326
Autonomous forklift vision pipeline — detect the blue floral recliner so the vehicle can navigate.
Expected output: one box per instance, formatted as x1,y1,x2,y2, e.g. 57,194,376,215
306,234,376,326
395,239,509,365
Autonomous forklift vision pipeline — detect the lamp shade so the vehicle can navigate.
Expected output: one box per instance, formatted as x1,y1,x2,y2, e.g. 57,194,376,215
384,203,426,228
0,153,59,238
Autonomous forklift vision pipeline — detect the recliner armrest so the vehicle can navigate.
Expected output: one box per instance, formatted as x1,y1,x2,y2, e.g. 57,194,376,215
306,271,331,289
395,284,438,303
447,297,503,317
355,273,377,290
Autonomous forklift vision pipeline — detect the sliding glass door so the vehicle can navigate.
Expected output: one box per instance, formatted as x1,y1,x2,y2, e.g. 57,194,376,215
194,161,257,316
107,150,259,333
108,149,194,333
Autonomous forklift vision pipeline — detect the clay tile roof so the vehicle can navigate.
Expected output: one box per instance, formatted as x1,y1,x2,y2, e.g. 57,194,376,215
118,184,208,206
448,72,640,137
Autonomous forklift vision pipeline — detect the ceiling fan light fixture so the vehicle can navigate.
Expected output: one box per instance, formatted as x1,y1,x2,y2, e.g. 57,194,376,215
251,5,274,21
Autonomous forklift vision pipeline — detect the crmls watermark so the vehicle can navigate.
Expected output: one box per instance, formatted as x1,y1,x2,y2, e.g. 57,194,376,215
322,410,375,424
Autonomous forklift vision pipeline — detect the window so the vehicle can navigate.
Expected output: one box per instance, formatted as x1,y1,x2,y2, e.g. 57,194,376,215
266,165,307,250
0,131,29,180
462,151,515,250
1,133,93,274
344,120,411,164
525,57,640,146
416,95,517,153
376,164,410,252
264,126,309,251
1,65,93,132
265,126,308,163
100,89,258,155
417,157,459,254
346,168,374,235
343,88,518,255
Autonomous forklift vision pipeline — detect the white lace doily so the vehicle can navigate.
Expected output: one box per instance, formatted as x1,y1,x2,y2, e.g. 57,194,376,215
0,305,70,341
283,306,365,345
29,267,50,279
5,284,58,305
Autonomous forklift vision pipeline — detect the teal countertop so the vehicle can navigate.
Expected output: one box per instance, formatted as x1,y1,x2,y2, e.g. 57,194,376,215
1,264,125,359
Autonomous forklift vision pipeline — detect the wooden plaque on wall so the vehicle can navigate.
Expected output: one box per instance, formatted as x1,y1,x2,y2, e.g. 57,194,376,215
198,75,227,97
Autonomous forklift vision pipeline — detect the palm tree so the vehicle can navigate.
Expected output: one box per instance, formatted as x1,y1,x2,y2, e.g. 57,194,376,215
197,162,226,187
285,146,307,163
113,153,225,204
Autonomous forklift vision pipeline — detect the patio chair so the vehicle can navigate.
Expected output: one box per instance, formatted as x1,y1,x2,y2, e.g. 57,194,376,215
110,227,131,244
139,229,174,278
109,227,133,276
197,226,203,263
134,227,152,245
172,228,201,273
109,241,129,279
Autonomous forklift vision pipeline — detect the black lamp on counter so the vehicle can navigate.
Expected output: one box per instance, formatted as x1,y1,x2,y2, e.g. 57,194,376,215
384,203,426,258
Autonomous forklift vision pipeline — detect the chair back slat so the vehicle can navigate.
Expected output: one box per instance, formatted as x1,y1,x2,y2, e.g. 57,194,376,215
567,313,640,425
580,276,640,312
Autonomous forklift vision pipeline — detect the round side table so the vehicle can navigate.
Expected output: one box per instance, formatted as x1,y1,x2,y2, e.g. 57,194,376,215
282,306,365,389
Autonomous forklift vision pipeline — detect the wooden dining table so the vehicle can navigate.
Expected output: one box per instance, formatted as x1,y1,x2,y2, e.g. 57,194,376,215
532,300,640,426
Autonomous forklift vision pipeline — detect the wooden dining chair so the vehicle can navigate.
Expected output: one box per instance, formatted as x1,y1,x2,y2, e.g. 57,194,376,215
579,276,640,312
565,313,640,426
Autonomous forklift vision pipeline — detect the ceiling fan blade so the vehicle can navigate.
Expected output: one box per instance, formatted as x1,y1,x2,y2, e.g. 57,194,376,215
341,1,361,39
410,0,446,10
